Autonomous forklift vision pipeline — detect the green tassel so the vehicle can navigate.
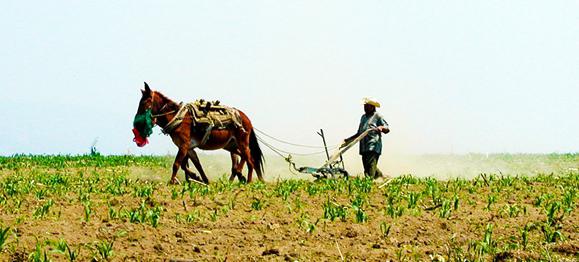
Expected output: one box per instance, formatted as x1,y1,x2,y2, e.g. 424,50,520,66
133,109,153,137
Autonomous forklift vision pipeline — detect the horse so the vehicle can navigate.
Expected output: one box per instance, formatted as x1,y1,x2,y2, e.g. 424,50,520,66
132,82,264,184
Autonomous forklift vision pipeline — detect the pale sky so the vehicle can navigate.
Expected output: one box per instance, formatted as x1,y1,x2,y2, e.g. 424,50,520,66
0,1,577,156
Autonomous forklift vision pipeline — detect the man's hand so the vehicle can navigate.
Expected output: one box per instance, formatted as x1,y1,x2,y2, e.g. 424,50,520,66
340,138,353,148
374,126,390,134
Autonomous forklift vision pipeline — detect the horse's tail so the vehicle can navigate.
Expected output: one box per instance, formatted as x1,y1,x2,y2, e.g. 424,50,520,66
249,129,265,177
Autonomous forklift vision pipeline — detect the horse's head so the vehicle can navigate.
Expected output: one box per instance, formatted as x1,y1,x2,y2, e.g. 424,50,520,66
132,82,156,147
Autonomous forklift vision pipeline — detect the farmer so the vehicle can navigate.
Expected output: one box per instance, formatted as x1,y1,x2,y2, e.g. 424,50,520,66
342,98,390,179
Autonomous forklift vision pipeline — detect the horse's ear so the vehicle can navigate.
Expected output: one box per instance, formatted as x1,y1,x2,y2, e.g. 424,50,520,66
143,82,152,96
144,82,151,92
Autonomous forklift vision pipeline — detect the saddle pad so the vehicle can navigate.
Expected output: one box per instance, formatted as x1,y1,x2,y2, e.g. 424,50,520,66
189,100,242,129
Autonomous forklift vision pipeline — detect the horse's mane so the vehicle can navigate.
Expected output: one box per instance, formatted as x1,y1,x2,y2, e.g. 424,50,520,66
154,91,180,110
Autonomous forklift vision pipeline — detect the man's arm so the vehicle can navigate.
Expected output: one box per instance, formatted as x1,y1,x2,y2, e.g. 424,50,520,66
375,125,390,134
374,116,390,134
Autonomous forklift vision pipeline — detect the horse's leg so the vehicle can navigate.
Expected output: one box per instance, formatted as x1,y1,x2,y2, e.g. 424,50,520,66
232,155,247,183
236,112,263,182
239,143,256,183
226,146,247,183
181,154,201,182
228,152,247,183
188,149,210,184
182,155,191,181
228,152,237,181
171,147,188,185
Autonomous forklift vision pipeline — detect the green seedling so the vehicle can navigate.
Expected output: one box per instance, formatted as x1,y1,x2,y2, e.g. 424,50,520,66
0,226,10,251
386,203,404,218
520,223,534,250
83,202,91,222
323,198,348,222
541,224,564,243
33,199,54,219
52,238,67,254
380,222,392,238
439,199,452,219
545,201,561,226
485,195,497,211
95,239,114,260
407,192,420,209
251,198,264,211
209,209,219,222
453,193,460,211
186,210,200,224
65,242,80,262
29,242,50,262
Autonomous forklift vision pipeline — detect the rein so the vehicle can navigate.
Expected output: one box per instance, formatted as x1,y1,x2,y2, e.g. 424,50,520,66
150,93,177,121
151,108,177,118
150,94,174,118
149,92,186,134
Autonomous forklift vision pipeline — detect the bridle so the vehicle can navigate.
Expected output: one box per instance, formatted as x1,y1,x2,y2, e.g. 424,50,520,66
143,92,186,134
151,104,176,118
148,92,178,120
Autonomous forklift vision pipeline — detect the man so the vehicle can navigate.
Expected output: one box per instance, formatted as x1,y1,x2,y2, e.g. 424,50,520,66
342,98,390,179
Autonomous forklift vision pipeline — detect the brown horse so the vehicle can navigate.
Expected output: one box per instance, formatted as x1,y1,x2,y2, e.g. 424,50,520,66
133,82,264,184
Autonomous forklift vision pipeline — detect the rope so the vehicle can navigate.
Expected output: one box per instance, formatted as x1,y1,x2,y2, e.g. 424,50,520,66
254,127,340,149
256,136,328,156
255,136,301,175
256,136,289,159
256,136,310,177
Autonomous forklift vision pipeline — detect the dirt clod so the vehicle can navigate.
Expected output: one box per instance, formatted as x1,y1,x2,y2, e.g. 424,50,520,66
262,248,280,256
109,199,120,206
345,230,358,238
551,243,579,255
175,231,183,238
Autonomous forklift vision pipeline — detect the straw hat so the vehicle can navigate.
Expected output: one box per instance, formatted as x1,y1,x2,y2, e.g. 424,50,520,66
362,97,380,108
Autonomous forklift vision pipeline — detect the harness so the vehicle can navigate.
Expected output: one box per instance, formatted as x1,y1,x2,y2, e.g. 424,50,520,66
160,100,243,146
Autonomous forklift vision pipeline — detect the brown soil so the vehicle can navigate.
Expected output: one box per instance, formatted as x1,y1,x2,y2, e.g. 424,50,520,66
0,166,577,261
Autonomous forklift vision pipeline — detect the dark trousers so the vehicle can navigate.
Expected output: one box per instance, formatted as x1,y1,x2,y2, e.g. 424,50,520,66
362,152,383,179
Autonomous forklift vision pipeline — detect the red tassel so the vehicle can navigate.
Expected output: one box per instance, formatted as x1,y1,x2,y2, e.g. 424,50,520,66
132,128,149,147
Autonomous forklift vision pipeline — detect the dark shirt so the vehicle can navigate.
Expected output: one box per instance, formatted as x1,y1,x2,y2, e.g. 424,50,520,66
357,112,388,155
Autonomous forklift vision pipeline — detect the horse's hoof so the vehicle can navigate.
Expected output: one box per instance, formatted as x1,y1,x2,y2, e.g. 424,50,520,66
234,172,247,184
169,178,181,185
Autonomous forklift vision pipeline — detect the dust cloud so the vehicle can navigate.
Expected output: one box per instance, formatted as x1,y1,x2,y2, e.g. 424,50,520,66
181,152,577,182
